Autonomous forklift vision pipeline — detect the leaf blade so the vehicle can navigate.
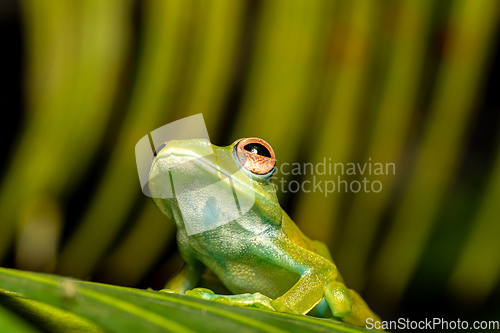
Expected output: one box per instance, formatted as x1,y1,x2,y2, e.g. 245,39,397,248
0,267,372,332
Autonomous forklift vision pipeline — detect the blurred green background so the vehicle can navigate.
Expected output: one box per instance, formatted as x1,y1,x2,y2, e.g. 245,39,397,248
1,0,499,326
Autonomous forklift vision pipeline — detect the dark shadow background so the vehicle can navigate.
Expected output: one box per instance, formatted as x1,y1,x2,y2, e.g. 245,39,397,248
1,0,499,331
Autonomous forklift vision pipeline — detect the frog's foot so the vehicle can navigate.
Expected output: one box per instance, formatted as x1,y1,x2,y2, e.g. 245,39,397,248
159,288,179,294
269,298,300,315
186,288,295,313
324,281,382,329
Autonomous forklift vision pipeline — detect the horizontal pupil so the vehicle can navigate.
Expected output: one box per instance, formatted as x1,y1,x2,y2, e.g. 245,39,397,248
243,143,271,158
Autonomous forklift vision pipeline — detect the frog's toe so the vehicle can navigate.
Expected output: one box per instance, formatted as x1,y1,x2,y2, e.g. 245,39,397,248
270,298,300,314
249,301,274,311
185,287,215,299
159,288,179,294
212,296,232,306
242,292,275,311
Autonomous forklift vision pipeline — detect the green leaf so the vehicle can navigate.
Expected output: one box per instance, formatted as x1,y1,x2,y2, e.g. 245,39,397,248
0,302,41,333
0,293,105,333
0,267,372,332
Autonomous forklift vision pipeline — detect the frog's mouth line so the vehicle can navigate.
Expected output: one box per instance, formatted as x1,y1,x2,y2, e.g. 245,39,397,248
151,150,277,204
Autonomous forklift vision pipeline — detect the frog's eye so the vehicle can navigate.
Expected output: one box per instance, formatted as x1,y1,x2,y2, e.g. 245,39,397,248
235,138,276,177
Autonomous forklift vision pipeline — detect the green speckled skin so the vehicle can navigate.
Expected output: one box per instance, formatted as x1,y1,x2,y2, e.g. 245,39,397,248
149,138,380,327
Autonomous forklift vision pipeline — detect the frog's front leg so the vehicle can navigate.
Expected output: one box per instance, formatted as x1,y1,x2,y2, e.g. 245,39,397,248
165,259,205,293
253,235,380,326
164,256,276,311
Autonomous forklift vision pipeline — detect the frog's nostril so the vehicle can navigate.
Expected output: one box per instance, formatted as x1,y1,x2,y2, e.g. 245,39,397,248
153,141,169,158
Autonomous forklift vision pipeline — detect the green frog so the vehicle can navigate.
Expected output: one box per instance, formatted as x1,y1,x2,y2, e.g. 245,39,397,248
148,137,380,327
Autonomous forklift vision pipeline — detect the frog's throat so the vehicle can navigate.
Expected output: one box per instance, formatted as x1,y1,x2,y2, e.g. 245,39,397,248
151,151,277,204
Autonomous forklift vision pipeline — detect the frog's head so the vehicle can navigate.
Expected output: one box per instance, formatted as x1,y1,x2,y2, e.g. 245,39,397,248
148,138,282,235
